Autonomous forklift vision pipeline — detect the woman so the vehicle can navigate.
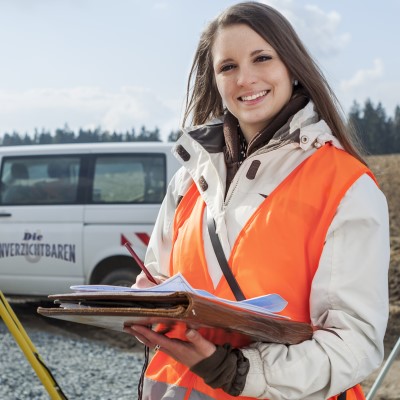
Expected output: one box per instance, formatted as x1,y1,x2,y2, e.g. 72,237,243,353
125,2,390,399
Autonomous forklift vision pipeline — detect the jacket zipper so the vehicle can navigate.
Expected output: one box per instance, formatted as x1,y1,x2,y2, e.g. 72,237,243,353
223,143,293,207
224,153,257,207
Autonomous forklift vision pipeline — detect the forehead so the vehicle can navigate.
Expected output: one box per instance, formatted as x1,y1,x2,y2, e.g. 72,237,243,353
212,24,275,61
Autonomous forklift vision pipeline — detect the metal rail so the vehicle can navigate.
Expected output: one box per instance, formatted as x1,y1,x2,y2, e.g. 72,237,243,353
366,336,400,400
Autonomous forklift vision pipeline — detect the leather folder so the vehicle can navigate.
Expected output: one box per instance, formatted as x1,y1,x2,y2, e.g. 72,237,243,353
37,291,313,345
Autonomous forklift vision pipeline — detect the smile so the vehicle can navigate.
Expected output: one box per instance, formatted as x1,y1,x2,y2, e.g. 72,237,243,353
239,90,269,101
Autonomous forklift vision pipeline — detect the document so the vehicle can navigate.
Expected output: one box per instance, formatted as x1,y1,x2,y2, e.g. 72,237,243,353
70,272,288,317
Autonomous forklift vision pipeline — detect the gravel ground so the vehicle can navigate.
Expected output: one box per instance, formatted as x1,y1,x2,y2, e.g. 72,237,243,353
0,300,145,400
1,300,399,400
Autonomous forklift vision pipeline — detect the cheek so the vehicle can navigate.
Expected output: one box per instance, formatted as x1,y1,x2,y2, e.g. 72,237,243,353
215,80,226,100
215,76,234,103
275,72,293,100
281,82,293,100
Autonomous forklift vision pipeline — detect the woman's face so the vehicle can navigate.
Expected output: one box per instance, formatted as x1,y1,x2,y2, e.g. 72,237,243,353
212,24,293,140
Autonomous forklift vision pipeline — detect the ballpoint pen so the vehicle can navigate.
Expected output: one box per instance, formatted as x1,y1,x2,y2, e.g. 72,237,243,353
123,240,158,285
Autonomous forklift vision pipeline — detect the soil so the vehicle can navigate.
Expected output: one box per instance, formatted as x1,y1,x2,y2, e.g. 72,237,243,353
360,154,400,399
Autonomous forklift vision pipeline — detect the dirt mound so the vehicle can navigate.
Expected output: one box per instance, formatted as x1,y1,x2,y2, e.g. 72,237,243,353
368,154,400,353
358,154,400,398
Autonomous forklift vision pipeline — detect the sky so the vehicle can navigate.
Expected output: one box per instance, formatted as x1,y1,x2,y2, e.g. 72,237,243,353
0,0,398,141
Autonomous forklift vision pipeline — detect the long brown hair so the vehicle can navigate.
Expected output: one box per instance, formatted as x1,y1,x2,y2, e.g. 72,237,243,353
183,1,366,164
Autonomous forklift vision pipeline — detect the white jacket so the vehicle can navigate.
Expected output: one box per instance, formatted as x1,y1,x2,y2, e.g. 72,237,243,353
144,102,390,399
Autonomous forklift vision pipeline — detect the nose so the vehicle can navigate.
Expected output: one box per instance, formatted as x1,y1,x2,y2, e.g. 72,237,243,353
236,65,257,87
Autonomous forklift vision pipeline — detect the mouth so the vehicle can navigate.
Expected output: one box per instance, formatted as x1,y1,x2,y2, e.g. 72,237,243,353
239,90,269,102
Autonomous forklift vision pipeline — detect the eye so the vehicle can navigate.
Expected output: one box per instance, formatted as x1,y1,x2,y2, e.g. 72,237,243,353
255,55,272,63
219,64,236,73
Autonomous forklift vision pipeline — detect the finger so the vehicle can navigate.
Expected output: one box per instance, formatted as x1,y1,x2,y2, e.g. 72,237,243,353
129,325,168,345
154,275,168,283
185,329,216,358
131,273,157,289
125,326,183,358
124,326,155,348
126,325,173,350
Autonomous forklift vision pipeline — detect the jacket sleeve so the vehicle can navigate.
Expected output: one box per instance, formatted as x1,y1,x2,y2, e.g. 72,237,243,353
240,174,390,399
143,167,193,277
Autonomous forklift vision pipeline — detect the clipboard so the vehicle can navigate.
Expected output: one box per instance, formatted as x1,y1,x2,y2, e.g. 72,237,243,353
37,290,313,345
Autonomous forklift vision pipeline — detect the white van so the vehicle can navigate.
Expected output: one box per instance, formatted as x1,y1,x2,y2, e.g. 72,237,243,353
0,142,180,296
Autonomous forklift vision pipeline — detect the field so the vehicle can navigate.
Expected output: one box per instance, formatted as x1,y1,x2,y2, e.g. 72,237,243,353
361,154,400,399
368,154,400,322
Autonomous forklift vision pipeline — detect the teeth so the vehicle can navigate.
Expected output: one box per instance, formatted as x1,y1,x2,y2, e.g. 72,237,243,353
241,90,267,101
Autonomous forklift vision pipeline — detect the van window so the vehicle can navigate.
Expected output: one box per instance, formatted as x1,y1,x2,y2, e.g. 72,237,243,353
91,154,166,204
0,156,80,205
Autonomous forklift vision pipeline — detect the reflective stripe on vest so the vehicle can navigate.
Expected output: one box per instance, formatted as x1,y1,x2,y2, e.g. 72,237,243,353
144,145,373,399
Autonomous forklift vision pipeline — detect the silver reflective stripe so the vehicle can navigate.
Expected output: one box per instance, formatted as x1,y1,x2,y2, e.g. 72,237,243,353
143,378,215,400
142,378,186,400
189,389,215,400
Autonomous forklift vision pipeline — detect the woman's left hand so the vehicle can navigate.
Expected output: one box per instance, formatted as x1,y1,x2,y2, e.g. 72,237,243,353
124,325,216,368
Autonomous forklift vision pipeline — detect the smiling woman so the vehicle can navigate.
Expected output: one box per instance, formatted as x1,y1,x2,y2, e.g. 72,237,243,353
212,24,293,141
124,2,391,400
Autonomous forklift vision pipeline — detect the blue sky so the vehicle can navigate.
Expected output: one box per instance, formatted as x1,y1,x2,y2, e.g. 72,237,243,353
0,0,398,141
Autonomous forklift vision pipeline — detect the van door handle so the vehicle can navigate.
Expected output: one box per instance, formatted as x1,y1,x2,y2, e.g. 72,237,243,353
0,212,12,217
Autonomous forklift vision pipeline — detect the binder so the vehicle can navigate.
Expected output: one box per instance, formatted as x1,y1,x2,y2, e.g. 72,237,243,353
37,290,313,345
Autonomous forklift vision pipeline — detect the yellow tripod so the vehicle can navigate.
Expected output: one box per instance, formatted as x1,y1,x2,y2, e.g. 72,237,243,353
0,291,68,399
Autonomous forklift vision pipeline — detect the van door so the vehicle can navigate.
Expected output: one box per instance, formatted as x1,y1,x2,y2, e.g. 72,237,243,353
83,152,168,286
0,155,84,295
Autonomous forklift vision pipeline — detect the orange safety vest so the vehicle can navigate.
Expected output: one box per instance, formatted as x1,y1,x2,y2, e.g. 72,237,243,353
144,144,374,400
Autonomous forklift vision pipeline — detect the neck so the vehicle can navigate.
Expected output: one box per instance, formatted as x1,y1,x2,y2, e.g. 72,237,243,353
238,126,258,144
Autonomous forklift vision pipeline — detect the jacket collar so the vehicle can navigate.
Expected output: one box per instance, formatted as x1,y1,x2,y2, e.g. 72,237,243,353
174,100,342,160
223,95,310,189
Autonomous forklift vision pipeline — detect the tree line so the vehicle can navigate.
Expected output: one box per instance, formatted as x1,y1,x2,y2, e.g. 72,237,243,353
349,100,400,155
0,125,169,146
1,99,399,155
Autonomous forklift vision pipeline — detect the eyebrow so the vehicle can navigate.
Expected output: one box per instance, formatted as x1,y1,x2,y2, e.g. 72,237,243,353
250,49,266,57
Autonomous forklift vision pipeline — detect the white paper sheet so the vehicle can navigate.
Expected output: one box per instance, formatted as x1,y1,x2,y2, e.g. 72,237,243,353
71,272,288,317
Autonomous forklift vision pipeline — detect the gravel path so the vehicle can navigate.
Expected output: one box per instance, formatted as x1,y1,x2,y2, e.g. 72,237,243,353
0,301,145,400
1,300,399,400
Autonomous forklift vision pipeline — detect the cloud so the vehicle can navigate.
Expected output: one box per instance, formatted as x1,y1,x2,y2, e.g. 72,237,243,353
0,86,180,141
153,2,168,11
338,80,399,117
340,58,384,91
262,0,350,58
337,60,396,116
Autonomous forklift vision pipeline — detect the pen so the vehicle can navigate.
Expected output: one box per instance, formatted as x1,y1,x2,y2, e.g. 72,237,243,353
123,241,158,285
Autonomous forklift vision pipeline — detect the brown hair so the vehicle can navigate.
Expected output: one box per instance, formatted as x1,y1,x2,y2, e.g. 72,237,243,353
183,1,366,164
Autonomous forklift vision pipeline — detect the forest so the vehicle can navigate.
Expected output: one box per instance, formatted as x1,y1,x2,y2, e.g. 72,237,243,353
1,99,399,155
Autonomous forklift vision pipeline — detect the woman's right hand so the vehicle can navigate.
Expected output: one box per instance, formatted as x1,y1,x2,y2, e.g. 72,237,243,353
131,272,167,288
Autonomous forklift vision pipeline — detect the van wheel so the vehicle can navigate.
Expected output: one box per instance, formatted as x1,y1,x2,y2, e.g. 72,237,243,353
99,267,138,287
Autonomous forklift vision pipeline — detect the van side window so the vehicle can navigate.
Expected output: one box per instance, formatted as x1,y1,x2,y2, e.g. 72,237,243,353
92,154,166,204
0,156,81,205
